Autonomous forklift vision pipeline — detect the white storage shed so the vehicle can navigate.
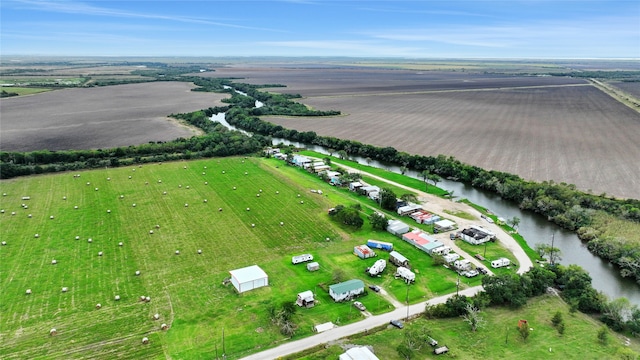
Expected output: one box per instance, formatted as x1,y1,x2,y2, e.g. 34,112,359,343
229,265,269,293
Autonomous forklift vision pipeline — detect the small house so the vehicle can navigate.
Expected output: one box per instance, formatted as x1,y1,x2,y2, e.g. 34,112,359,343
349,182,363,192
360,185,380,196
434,219,456,232
397,203,423,216
460,225,496,245
354,245,376,259
306,262,320,272
386,219,410,236
389,250,410,268
367,239,393,251
329,279,365,302
291,155,312,167
229,265,268,293
296,290,315,308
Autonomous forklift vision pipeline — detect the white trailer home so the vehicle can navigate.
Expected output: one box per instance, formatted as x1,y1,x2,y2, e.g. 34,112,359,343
367,259,386,276
491,257,511,268
292,254,314,264
395,266,415,283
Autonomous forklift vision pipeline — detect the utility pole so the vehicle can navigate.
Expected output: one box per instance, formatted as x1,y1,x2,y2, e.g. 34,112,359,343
550,233,555,265
406,284,410,320
456,273,460,296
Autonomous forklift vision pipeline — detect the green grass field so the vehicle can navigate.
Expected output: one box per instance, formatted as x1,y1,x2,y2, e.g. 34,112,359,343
0,156,492,359
293,295,640,359
1,86,52,96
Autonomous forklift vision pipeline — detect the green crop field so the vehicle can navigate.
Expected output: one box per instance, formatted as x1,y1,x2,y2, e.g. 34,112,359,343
0,156,483,359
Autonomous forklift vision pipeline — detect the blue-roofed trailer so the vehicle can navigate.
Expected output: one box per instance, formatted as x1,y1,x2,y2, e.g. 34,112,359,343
367,239,394,251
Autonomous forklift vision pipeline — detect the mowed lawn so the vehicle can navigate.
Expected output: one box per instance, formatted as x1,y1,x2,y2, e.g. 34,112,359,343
0,157,363,359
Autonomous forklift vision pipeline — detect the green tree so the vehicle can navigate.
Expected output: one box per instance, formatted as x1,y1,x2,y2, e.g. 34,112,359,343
379,187,397,211
427,173,441,187
337,150,348,160
400,165,408,175
462,303,486,332
508,216,521,231
597,326,609,345
551,311,563,327
400,193,418,204
369,212,388,231
518,323,530,342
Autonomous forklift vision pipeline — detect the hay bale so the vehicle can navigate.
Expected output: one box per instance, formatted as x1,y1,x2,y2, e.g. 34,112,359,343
50,215,55,219
26,289,31,295
259,189,263,193
202,172,206,175
88,238,92,243
297,194,301,197
222,171,225,174
251,223,255,228
96,303,101,309
34,233,39,238
184,203,188,207
186,186,190,189
280,222,284,226
114,295,120,301
175,250,180,255
51,259,57,265
300,201,304,204
184,166,187,169
128,176,132,179
142,337,149,344
11,211,16,215
119,242,123,246
140,295,146,301
197,249,202,254
204,166,207,169
86,182,90,185
276,191,279,194
153,313,160,320
145,182,149,185
204,182,208,185
135,270,141,276
120,195,124,199
163,191,167,195
107,210,111,213
178,185,182,188
203,199,207,203
245,172,248,175
1,241,6,245
107,177,111,181
145,296,151,302
95,188,99,191
149,230,154,234
61,287,68,292
218,208,223,212
233,186,236,190
28,214,32,218
63,196,67,200
161,323,168,330
74,205,79,209
246,208,250,211
256,194,260,197
0,209,4,213
50,328,57,336
2,193,5,196
158,180,162,183
132,168,136,171
75,236,80,240
132,203,136,207
98,251,103,256
155,224,160,229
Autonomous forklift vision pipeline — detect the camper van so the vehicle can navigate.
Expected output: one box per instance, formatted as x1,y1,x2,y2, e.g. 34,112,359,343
367,259,386,276
491,257,511,268
292,254,314,264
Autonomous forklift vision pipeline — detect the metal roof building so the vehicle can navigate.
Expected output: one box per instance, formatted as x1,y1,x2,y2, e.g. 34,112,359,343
229,265,268,293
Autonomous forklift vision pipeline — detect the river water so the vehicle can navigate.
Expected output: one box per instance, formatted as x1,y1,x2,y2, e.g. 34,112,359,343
210,101,640,305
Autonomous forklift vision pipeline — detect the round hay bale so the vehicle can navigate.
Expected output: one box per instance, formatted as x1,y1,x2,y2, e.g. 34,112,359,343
184,203,188,208
95,188,99,191
153,313,160,320
259,189,263,193
246,208,250,211
233,186,236,190
34,233,39,238
158,180,162,183
74,205,79,209
142,337,149,344
222,171,225,174
107,210,111,213
28,214,32,218
218,208,223,212
1,241,6,245
11,211,16,215
61,287,68,292
51,259,57,265
280,222,284,226
197,249,202,254
161,323,168,330
107,177,111,181
297,194,301,197
256,194,260,197
145,296,151,302
63,196,67,200
2,193,5,196
251,223,255,227
119,242,123,246
128,176,132,179
88,238,92,243
132,168,136,171
186,186,190,189
140,295,146,301
203,199,207,203
98,251,103,256
96,303,101,309
202,172,206,175
175,250,180,255
75,236,80,240
155,224,160,229
245,172,248,175
149,230,154,234
86,182,90,185
276,191,279,194
204,166,207,169
184,166,187,169
120,195,124,199
26,289,31,295
163,191,167,195
114,295,120,301
132,203,136,207
326,237,330,241
300,201,304,204
50,328,57,336
178,185,182,188
204,182,208,185
135,270,141,276
50,215,54,219
145,182,149,185
0,209,4,213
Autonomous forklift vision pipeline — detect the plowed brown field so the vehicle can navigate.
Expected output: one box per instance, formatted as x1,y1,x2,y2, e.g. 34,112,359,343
0,82,228,152
208,67,640,200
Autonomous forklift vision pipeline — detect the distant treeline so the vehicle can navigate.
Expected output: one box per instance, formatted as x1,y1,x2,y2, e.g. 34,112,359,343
551,71,640,80
0,113,270,178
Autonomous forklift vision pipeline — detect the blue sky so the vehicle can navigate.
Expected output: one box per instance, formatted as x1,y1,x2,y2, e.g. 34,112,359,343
1,0,639,58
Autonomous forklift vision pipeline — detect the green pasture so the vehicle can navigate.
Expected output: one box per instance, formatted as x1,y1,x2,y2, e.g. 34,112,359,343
1,86,51,95
293,294,640,359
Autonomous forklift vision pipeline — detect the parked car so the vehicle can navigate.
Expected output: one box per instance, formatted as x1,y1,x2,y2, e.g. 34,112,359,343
464,269,479,278
353,301,366,311
477,267,488,275
368,284,380,292
449,233,456,240
390,319,404,329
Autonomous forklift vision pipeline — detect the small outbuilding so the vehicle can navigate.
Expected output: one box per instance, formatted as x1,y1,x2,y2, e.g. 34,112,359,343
306,262,320,272
339,346,380,360
434,219,457,232
229,265,269,293
354,245,376,259
329,279,365,302
386,219,410,236
296,290,315,308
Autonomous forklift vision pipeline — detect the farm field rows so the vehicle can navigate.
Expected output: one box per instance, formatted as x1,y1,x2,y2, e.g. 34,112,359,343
203,66,640,199
0,82,229,152
0,156,493,359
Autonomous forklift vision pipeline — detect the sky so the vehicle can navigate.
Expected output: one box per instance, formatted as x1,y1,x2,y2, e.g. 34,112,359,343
1,0,639,59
